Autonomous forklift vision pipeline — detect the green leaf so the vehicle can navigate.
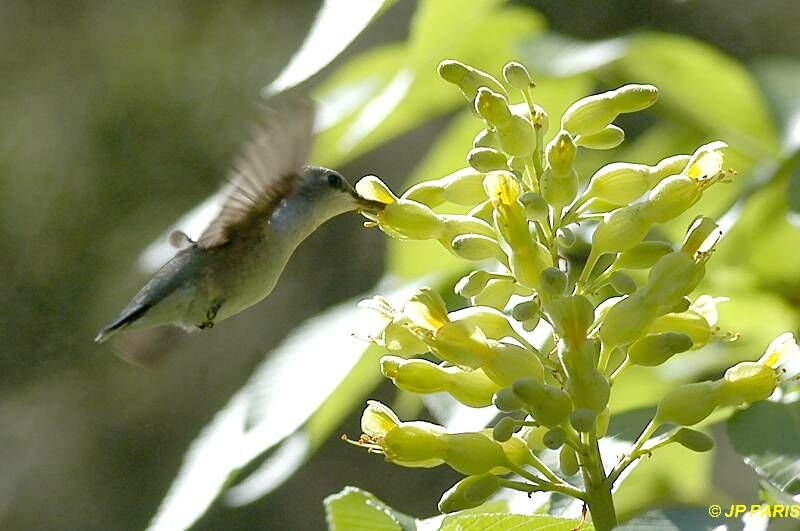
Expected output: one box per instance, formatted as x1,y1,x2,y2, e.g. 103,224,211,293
617,508,725,530
312,0,543,167
265,0,397,95
439,513,592,531
727,400,800,496
147,278,422,531
324,487,416,531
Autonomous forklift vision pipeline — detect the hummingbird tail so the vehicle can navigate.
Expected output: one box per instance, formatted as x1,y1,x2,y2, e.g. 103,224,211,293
95,304,151,343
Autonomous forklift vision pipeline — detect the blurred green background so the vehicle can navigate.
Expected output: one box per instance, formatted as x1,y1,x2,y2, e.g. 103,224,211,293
2,1,799,529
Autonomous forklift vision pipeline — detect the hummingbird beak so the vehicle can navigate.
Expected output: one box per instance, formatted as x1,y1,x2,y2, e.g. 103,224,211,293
351,191,387,214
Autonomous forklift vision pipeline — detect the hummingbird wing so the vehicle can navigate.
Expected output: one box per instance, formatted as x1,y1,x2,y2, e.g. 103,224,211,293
197,96,315,248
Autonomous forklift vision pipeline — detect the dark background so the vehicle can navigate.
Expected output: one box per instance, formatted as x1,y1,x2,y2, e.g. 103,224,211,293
1,1,798,529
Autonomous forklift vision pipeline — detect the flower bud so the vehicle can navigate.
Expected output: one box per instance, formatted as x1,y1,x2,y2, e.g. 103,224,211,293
599,293,659,349
493,387,524,412
544,295,595,347
438,60,507,101
643,175,701,223
614,241,673,269
627,332,693,367
450,234,506,262
471,278,523,310
455,271,492,298
496,114,536,156
559,445,580,476
609,271,637,295
566,367,610,413
583,155,689,207
492,417,517,442
655,381,720,426
512,377,572,427
546,131,577,174
570,408,597,433
503,61,534,90
519,191,548,222
561,84,657,136
402,167,486,207
543,428,566,449
574,124,625,150
356,174,397,203
438,474,502,513
649,309,712,349
644,251,706,306
378,199,441,240
482,341,544,387
441,432,510,475
540,267,567,297
473,128,499,149
681,216,722,256
512,298,540,322
556,227,576,248
720,362,777,404
672,428,714,453
468,147,508,172
475,87,512,126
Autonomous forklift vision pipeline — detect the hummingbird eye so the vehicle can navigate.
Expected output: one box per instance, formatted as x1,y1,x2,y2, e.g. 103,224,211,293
327,172,343,189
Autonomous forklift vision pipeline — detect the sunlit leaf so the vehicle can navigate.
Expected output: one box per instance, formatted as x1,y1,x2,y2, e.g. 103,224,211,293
264,0,397,95
617,508,726,530
324,487,416,531
727,400,800,496
439,513,593,531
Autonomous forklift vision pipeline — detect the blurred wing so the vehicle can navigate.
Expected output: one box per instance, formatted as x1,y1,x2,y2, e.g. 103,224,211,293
197,96,315,248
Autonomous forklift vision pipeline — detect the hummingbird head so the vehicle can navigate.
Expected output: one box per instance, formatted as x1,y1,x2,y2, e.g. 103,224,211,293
299,165,386,216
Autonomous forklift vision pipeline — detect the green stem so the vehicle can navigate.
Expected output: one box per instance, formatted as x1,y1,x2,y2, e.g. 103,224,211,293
583,431,618,531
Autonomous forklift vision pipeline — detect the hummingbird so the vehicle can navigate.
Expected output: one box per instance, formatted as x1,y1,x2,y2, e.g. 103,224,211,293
95,96,384,344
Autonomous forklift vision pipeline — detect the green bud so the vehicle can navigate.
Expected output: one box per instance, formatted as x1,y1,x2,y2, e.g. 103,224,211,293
380,356,445,393
524,426,548,451
574,124,625,150
643,174,702,223
543,428,566,449
614,241,673,269
609,271,637,295
570,408,597,433
496,114,536,156
583,154,690,206
655,381,720,426
503,61,534,89
455,271,492,298
561,84,658,136
512,298,540,322
627,332,693,367
645,251,706,306
402,167,486,207
468,147,508,172
544,296,595,347
507,155,527,175
721,362,777,404
512,377,572,427
522,316,540,332
383,423,447,466
591,204,653,256
451,234,506,262
599,293,659,349
666,297,692,314
493,387,524,412
473,128,499,149
546,131,577,174
556,227,576,248
672,428,714,453
519,191,548,222
470,278,519,310
541,167,579,211
559,445,580,476
540,267,568,297
475,88,512,126
441,432,509,475
438,60,507,101
483,341,544,387
566,368,610,413
438,474,502,513
492,417,517,442
649,309,712,349
681,216,722,256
